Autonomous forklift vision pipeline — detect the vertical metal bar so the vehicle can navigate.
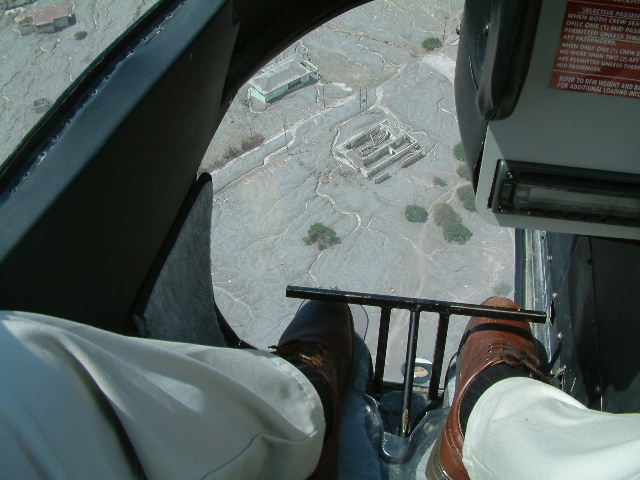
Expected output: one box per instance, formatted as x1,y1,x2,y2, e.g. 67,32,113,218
373,307,391,395
428,313,450,401
400,309,420,437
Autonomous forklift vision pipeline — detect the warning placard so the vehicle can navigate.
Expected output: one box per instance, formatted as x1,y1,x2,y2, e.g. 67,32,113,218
550,0,640,99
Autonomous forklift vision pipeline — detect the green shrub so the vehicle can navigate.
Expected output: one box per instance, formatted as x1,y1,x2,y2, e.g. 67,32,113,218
456,163,472,181
304,223,339,250
433,176,447,187
453,142,465,162
432,203,458,227
405,204,428,223
433,203,473,244
442,221,472,244
456,184,476,211
422,37,443,50
74,30,88,40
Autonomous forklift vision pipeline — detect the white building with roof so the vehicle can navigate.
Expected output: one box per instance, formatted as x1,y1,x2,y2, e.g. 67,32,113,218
248,58,319,103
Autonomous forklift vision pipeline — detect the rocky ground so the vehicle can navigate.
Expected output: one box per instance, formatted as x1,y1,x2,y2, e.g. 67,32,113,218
201,0,516,383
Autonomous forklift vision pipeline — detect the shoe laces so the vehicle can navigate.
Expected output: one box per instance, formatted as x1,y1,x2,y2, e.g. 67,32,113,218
487,342,548,382
270,340,338,385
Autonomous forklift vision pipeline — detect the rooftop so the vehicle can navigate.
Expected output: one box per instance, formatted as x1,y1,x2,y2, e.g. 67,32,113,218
249,58,314,95
17,3,72,25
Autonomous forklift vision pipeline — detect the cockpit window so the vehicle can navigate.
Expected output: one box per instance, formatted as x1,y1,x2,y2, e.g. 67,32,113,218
0,0,160,168
200,0,515,383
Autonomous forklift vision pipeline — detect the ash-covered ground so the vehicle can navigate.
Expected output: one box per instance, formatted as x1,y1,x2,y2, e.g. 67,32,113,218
200,0,515,382
1,0,515,384
0,0,156,166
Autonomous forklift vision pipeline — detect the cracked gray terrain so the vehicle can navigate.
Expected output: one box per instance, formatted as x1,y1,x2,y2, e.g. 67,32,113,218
2,0,515,385
0,0,156,167
201,0,516,382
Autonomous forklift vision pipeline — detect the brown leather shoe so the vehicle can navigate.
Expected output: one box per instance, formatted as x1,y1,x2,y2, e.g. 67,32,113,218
426,297,546,480
271,300,354,480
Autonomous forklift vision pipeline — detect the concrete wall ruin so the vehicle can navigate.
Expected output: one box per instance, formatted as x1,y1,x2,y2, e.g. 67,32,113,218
336,119,426,183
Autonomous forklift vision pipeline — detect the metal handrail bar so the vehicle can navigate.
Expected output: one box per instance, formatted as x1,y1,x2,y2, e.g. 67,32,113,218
286,285,546,437
286,286,546,321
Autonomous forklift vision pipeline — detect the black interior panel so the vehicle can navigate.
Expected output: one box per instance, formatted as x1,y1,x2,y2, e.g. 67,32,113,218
545,233,601,408
544,233,640,412
475,0,541,120
0,0,237,333
132,173,251,348
591,238,640,413
0,0,368,334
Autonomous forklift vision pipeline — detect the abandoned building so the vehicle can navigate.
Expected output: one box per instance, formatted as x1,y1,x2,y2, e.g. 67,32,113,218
248,58,319,103
1,0,34,10
16,4,75,35
337,120,425,183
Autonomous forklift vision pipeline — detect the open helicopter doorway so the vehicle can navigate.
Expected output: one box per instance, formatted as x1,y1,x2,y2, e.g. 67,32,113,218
198,0,515,394
0,0,637,475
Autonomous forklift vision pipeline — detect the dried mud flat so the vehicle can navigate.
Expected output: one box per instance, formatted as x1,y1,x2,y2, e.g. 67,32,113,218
1,0,516,383
202,0,515,381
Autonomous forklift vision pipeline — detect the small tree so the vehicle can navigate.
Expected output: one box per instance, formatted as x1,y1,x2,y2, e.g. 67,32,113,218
453,142,465,162
433,176,447,187
405,205,428,223
456,163,472,181
433,203,473,244
432,203,458,227
422,37,443,50
303,223,339,250
74,30,88,40
443,221,472,244
456,184,476,211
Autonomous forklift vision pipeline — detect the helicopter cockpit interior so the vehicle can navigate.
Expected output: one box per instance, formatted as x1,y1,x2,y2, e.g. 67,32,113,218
0,0,638,478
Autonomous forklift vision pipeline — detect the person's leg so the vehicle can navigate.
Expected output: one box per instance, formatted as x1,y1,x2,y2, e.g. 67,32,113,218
0,310,328,480
427,297,546,480
463,376,640,480
271,300,355,479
